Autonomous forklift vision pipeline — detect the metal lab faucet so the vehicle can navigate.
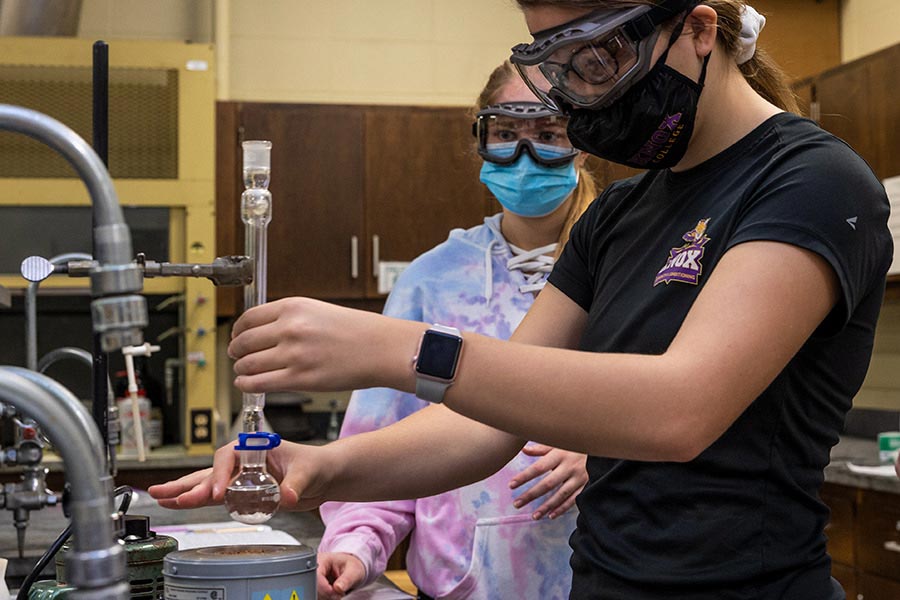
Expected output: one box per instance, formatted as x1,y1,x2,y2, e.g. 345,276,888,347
0,255,100,562
0,418,59,560
0,347,121,563
0,367,128,599
0,104,141,598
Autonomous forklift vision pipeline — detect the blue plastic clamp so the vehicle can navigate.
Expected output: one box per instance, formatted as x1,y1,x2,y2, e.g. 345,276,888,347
234,431,282,451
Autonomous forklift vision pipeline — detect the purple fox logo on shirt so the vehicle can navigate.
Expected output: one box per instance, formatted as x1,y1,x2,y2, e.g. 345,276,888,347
654,218,711,286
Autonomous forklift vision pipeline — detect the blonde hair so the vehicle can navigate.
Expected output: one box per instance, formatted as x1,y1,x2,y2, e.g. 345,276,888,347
474,61,599,252
514,0,800,114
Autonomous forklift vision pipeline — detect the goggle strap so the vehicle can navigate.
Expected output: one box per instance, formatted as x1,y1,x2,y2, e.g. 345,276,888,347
481,139,577,168
624,12,663,40
624,0,700,41
658,6,692,60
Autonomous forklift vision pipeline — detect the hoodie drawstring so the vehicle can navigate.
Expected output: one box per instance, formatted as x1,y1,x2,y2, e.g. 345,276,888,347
484,239,506,302
508,242,558,294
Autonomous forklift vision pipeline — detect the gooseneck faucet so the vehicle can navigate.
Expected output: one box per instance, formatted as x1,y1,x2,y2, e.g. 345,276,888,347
0,103,139,598
0,366,128,600
0,104,147,352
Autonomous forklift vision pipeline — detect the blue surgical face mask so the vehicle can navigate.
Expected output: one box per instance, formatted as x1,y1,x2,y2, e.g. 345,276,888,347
479,151,578,218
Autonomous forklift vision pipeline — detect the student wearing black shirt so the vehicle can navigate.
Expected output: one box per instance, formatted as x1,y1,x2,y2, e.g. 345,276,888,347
151,2,892,598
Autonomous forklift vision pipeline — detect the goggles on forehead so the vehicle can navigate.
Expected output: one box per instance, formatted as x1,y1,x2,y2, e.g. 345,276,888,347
510,0,698,111
473,102,578,168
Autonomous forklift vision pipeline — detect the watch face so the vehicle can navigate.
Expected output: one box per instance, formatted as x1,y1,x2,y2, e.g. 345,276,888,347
415,330,462,380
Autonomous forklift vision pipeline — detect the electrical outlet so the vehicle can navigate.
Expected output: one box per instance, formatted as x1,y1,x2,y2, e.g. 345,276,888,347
190,408,213,444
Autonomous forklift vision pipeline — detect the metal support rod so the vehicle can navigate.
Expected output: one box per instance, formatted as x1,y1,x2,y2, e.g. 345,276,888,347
66,255,254,287
92,40,112,456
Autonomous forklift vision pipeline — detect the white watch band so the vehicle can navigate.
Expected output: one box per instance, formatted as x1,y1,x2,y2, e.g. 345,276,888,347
416,376,452,404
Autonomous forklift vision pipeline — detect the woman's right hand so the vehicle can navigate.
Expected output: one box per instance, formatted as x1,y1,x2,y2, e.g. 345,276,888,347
147,440,332,511
317,552,367,600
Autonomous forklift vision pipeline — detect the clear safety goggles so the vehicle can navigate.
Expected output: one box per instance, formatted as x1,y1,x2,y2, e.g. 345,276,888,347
510,1,695,111
473,102,577,168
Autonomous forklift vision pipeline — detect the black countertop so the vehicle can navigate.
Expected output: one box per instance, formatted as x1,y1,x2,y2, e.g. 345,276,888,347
826,436,900,494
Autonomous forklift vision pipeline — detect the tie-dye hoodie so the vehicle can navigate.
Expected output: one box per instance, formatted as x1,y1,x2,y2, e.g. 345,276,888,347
319,214,576,600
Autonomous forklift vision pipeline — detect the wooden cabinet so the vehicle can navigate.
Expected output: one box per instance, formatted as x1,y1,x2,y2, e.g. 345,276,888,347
216,102,488,314
793,43,900,293
363,107,491,298
858,572,900,600
822,483,858,597
856,489,900,582
802,44,900,182
240,103,367,301
821,483,900,599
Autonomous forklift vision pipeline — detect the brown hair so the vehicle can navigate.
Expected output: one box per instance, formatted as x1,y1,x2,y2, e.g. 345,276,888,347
513,0,800,114
473,61,599,252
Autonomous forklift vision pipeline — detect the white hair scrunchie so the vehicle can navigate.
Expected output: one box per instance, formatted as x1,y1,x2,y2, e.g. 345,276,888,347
738,5,766,65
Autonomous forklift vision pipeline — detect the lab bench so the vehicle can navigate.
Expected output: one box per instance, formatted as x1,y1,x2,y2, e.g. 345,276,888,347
1,436,896,597
0,491,412,598
0,440,413,598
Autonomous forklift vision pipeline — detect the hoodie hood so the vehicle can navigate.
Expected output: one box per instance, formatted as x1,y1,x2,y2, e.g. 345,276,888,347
446,213,557,301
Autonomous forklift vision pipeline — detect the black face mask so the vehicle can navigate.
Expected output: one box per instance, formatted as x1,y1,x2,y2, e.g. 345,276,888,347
564,49,710,170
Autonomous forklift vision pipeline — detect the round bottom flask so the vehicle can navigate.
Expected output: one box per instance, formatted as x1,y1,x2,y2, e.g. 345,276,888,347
224,432,282,524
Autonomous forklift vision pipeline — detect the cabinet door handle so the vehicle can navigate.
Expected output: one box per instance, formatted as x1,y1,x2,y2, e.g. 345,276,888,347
885,540,900,554
372,234,380,278
350,235,359,280
809,101,821,122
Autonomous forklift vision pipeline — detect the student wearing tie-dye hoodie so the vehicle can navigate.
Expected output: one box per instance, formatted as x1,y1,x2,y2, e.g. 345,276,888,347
316,62,598,600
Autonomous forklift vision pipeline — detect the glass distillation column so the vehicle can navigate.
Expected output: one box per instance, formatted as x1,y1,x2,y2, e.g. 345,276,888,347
224,141,282,524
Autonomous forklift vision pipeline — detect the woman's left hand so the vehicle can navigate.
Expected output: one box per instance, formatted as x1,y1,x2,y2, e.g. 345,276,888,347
508,444,588,520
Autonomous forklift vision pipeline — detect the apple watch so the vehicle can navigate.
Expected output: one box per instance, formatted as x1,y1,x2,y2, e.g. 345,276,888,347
413,324,463,403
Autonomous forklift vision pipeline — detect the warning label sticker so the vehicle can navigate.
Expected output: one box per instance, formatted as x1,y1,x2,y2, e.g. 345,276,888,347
252,589,303,600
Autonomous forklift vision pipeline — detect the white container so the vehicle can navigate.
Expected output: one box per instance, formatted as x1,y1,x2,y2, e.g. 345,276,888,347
117,395,151,457
878,431,900,466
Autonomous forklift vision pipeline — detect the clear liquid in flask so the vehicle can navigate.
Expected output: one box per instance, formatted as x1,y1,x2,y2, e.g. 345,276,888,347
225,465,281,524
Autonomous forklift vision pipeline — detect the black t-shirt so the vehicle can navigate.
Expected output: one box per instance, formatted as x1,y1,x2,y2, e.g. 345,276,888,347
549,113,892,600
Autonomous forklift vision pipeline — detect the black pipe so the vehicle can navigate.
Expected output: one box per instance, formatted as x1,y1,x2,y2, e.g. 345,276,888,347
92,40,111,461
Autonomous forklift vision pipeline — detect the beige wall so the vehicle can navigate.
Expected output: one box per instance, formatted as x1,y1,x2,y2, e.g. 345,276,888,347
217,0,529,105
841,0,900,62
76,0,529,106
78,0,213,43
76,1,900,103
